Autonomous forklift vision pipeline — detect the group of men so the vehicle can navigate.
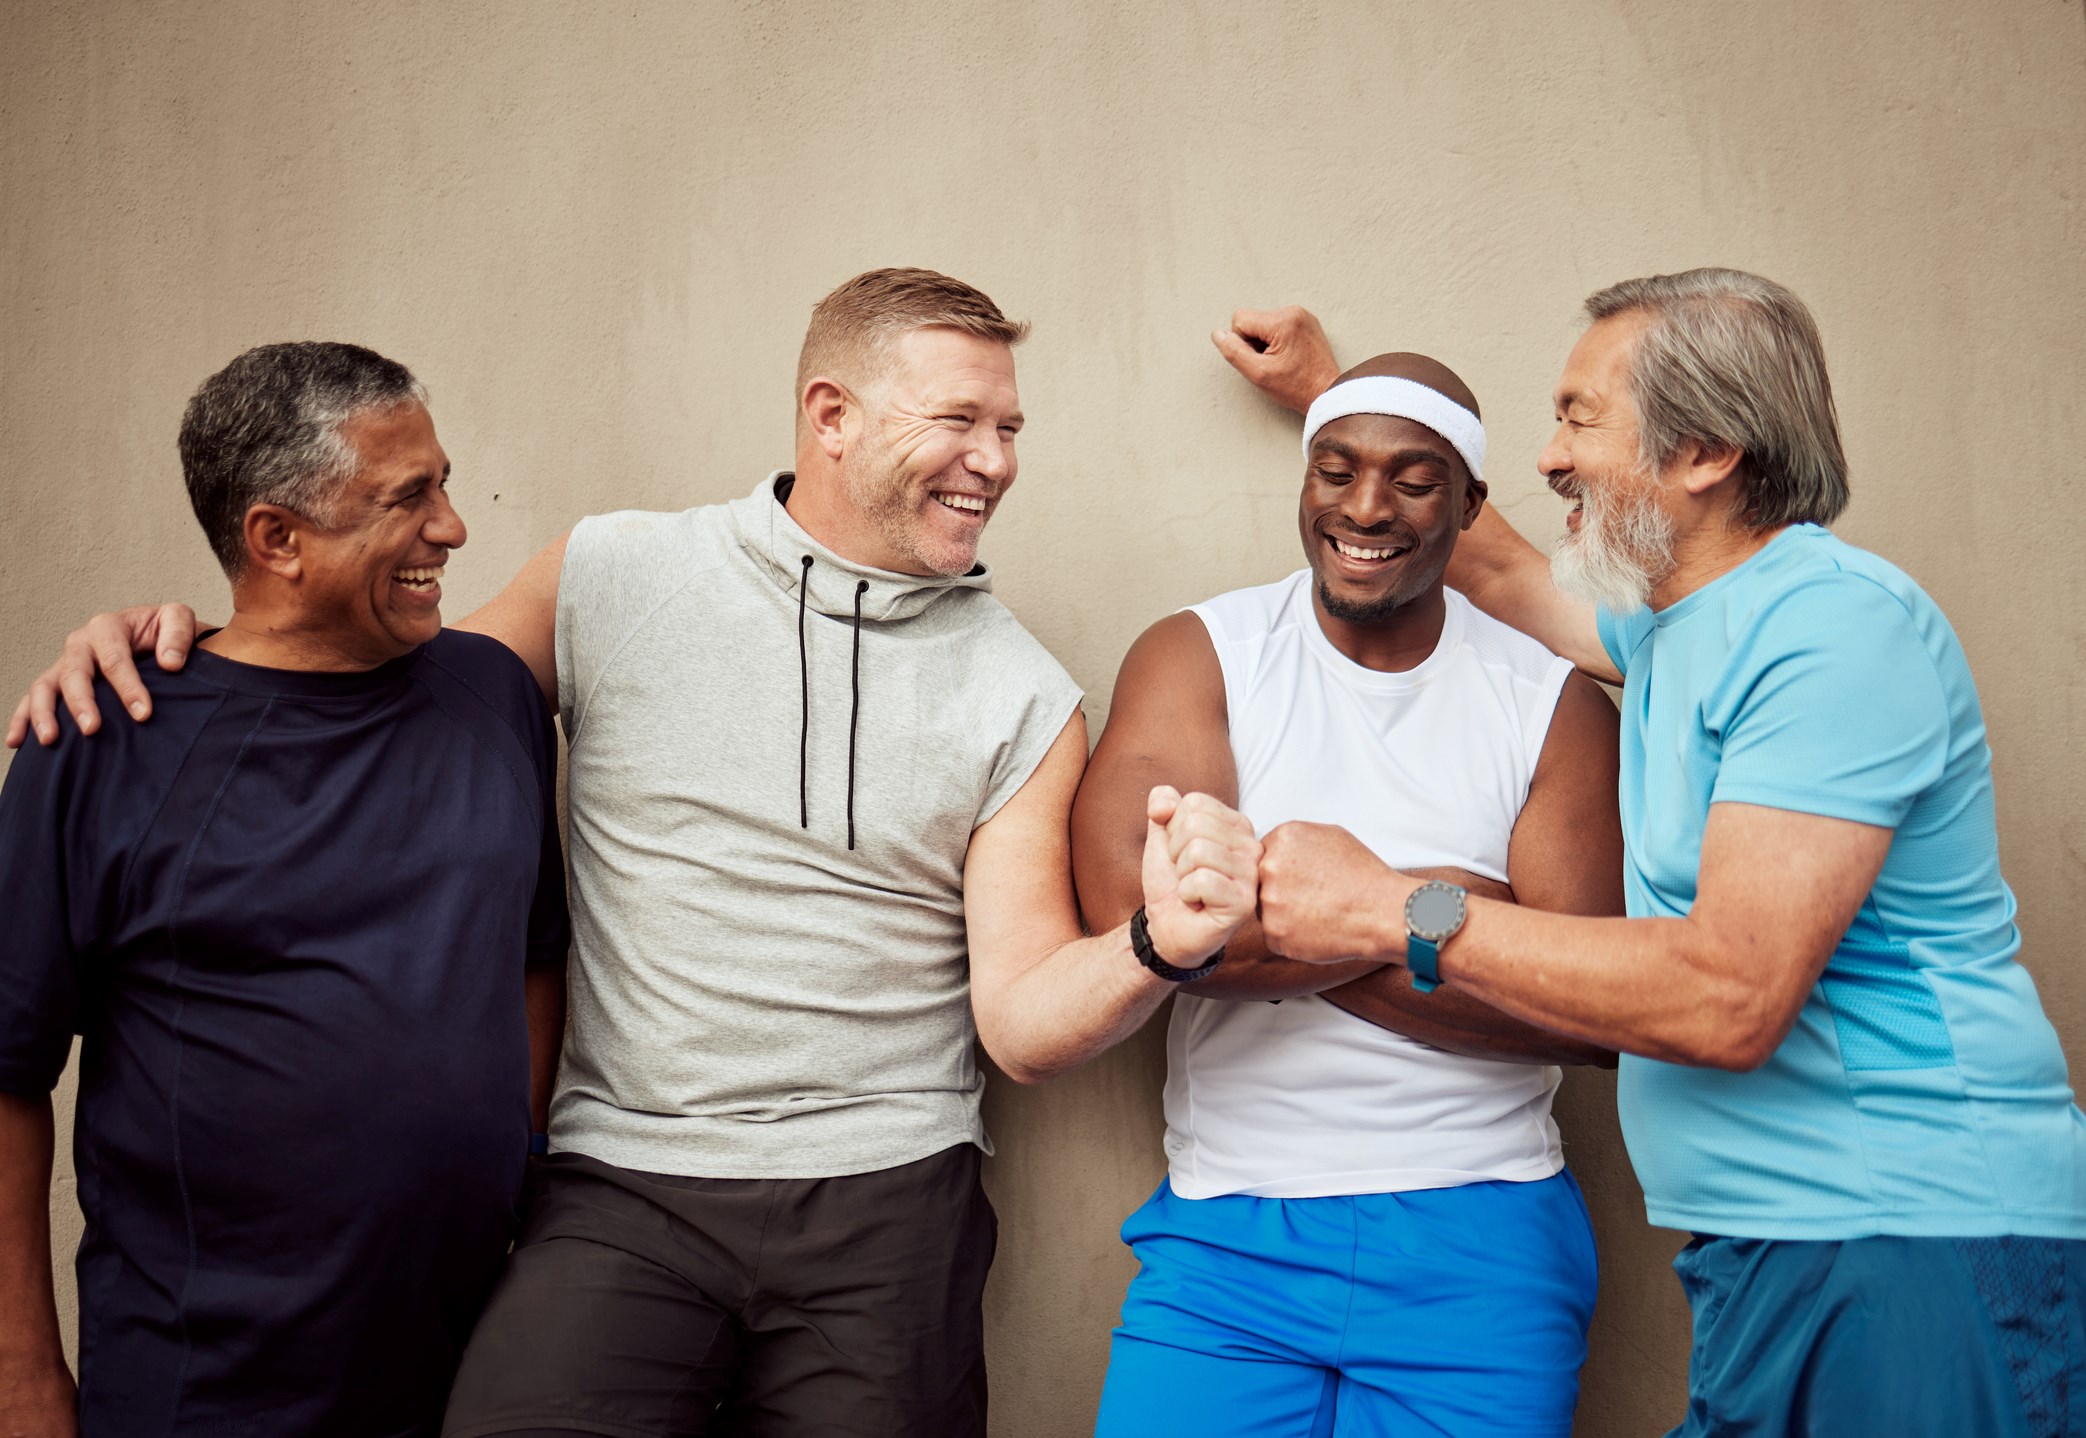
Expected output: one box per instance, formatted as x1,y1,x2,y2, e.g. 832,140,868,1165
0,263,2079,1438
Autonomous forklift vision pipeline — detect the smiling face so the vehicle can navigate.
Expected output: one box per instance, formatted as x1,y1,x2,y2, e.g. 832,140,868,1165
839,326,1023,577
1541,312,1677,611
1300,412,1482,624
289,401,466,661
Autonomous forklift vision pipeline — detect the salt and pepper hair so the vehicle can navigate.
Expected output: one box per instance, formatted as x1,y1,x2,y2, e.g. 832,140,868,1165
179,342,427,578
1585,268,1849,530
795,267,1029,416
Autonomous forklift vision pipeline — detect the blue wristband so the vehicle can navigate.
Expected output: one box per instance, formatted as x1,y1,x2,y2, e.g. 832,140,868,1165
528,1132,549,1156
1407,934,1442,994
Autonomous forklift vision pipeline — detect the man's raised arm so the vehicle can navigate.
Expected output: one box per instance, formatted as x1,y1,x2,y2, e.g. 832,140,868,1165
5,534,570,748
1213,305,1618,682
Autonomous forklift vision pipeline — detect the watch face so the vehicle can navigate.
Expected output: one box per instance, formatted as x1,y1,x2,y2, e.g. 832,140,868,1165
1408,883,1466,942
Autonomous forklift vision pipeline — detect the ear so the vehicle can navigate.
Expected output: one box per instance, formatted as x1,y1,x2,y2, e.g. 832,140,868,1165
801,377,856,461
241,503,307,581
1458,468,1489,530
1674,440,1745,500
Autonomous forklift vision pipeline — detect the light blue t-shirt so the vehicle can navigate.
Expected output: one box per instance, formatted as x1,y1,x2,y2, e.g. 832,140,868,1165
1598,524,2085,1240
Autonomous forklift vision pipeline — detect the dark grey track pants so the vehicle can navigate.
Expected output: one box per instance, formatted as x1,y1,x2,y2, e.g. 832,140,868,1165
441,1144,996,1438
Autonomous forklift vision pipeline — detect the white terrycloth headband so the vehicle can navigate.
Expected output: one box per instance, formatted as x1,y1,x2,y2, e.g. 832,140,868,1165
1301,375,1485,482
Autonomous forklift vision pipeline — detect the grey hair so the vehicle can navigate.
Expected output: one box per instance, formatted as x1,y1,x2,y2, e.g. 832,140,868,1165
1584,268,1848,530
178,342,428,578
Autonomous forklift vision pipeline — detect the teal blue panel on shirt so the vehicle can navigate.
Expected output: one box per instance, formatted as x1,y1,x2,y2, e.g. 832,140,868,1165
1596,525,2085,1241
1820,939,1956,1071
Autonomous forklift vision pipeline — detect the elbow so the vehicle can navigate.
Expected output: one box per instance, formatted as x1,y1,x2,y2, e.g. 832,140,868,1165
1678,1003,1790,1073
1661,955,1797,1072
1712,1026,1787,1073
989,1049,1061,1086
975,1027,1063,1087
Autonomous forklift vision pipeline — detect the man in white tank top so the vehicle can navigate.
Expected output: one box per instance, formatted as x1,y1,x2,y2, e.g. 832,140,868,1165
1071,353,1626,1437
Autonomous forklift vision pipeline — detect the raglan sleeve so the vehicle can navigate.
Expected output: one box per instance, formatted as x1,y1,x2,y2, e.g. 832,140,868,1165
0,729,100,1096
1708,576,1950,829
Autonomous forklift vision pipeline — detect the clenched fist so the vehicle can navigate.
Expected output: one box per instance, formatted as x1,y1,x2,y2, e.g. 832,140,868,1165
1257,820,1409,965
1140,787,1261,968
1210,306,1341,415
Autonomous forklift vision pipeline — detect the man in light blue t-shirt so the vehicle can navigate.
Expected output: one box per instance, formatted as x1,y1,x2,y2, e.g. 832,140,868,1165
1214,271,2084,1437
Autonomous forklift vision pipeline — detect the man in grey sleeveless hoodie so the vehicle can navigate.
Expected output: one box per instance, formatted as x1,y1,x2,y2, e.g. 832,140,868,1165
16,269,1266,1437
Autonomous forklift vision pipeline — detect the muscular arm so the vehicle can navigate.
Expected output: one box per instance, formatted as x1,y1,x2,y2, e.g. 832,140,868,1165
6,534,569,747
1070,613,1378,1001
967,711,1261,1084
1071,615,1613,1064
1317,672,1623,1067
0,1093,75,1437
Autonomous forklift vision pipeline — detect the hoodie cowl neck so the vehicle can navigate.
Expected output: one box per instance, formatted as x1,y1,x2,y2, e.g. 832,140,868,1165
730,471,994,623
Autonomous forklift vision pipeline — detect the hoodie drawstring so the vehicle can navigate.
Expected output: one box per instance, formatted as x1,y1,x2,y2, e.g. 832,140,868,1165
797,556,869,850
848,580,868,850
798,554,812,830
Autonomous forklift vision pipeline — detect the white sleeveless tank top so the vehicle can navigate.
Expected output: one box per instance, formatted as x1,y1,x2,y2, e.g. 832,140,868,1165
1165,572,1575,1199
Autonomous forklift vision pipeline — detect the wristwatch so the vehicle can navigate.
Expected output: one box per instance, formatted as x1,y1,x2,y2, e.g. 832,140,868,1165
1130,905,1226,983
1403,880,1468,993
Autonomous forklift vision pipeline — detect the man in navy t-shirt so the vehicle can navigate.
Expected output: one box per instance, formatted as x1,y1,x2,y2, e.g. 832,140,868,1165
0,343,568,1437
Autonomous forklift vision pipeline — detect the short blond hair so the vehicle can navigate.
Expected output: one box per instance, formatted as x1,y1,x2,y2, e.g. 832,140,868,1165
795,268,1029,409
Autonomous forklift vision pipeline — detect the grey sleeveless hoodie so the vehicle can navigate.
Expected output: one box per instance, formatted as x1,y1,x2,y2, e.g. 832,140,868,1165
549,473,1082,1179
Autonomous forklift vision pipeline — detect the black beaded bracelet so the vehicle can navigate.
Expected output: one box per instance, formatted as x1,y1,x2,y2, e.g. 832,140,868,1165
1129,904,1226,983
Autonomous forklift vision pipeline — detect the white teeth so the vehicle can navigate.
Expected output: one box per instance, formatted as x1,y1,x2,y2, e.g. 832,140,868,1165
393,565,445,586
1332,539,1396,561
934,493,987,514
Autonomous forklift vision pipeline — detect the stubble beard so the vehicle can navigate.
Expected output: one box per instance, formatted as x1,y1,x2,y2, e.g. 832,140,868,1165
840,444,979,578
1317,577,1409,625
1550,460,1677,613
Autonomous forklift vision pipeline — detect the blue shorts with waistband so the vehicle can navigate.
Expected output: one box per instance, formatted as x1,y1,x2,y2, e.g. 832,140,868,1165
1666,1232,2086,1437
1093,1172,1598,1438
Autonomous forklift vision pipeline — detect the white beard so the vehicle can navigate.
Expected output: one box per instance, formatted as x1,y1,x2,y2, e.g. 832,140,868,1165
1550,465,1676,613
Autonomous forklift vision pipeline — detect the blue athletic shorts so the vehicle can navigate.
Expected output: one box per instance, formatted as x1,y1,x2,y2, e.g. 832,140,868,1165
1667,1233,2086,1437
1093,1172,1598,1438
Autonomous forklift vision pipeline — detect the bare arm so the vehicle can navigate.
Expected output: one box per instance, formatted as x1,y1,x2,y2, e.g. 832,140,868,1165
1316,672,1623,1066
966,711,1261,1084
1258,801,1893,1070
1444,507,1616,683
1069,613,1378,1002
1070,614,1610,1070
458,535,565,701
0,1093,76,1437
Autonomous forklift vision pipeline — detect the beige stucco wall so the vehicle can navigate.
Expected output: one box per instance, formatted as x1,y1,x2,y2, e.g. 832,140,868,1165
4,3,2082,1433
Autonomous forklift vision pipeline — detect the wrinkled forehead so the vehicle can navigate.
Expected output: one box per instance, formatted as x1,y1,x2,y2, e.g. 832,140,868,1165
1555,311,1651,413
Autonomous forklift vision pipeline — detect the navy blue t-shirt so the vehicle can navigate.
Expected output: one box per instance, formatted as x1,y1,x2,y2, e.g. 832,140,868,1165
0,629,568,1437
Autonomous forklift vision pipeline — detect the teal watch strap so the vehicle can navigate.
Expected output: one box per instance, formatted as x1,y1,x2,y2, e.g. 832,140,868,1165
1407,934,1442,993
